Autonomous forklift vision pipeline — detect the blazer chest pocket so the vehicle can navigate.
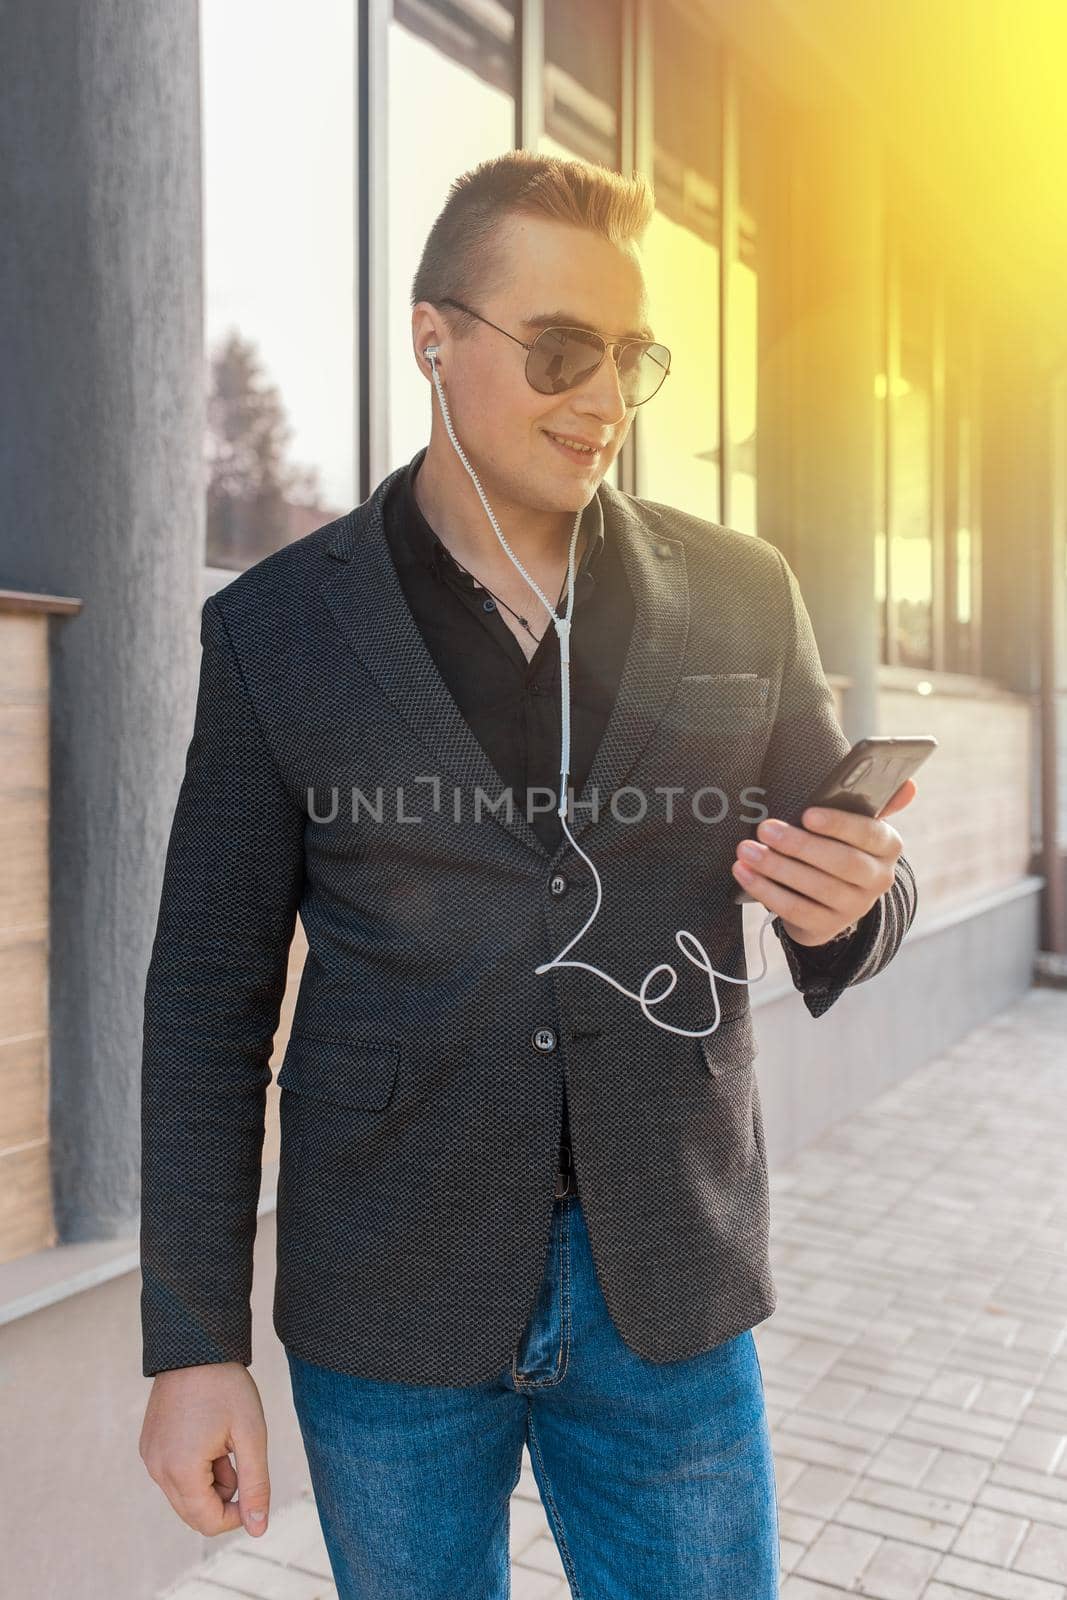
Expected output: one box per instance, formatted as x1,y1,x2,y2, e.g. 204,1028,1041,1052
665,672,771,734
275,1034,400,1111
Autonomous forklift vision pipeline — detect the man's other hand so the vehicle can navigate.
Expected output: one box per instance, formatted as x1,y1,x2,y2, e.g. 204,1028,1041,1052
139,1361,271,1538
731,778,918,947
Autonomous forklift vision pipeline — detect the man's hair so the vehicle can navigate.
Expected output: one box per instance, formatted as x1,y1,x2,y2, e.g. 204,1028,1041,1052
410,149,655,340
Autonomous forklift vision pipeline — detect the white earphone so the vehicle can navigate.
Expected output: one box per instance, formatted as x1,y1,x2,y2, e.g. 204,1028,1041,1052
420,342,776,1042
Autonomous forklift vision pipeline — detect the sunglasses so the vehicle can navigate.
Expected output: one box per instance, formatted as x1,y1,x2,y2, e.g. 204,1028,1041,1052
437,297,671,408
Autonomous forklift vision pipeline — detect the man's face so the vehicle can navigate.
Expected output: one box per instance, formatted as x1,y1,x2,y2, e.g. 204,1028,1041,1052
423,214,654,516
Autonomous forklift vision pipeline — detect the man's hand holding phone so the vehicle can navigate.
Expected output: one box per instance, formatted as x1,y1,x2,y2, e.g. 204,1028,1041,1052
730,777,918,947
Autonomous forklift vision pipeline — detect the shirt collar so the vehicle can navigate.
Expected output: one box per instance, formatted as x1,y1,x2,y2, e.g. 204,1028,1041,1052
390,446,606,596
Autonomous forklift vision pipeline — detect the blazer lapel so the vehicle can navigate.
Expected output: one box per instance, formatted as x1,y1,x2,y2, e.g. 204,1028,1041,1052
561,480,688,862
319,457,690,866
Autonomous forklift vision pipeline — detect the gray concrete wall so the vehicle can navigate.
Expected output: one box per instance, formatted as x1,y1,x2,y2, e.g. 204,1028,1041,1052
0,0,205,1242
0,1203,311,1600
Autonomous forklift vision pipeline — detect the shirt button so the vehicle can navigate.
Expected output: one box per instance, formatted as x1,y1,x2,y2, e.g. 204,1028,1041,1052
482,597,496,611
532,1027,557,1052
549,873,568,897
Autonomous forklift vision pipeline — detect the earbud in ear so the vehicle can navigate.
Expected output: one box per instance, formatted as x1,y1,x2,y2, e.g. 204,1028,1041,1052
424,345,439,363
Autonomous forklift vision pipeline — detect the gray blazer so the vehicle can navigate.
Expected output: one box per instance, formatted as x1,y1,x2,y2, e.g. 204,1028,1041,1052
140,457,917,1383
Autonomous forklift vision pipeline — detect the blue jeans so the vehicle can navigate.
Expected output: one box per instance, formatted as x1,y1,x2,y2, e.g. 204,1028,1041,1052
285,1193,780,1599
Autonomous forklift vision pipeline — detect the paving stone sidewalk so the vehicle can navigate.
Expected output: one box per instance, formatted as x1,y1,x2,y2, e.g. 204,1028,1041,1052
160,986,1067,1599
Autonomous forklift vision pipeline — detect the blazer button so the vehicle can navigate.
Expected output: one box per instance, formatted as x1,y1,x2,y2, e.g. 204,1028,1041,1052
549,873,568,897
532,1027,557,1052
654,542,672,558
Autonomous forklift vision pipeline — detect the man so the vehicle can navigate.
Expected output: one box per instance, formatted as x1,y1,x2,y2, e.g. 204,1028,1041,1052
139,151,917,1598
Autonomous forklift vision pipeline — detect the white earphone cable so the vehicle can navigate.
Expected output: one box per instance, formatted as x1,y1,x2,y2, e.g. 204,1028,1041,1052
424,348,776,1042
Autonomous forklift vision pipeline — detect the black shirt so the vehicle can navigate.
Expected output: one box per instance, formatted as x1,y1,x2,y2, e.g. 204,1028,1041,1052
382,446,636,1181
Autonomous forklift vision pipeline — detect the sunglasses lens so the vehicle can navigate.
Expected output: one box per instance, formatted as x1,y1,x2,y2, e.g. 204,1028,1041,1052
527,328,602,395
621,342,670,404
528,330,670,405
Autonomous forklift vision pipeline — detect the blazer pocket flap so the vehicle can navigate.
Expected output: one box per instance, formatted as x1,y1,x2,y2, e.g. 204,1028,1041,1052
276,1035,400,1110
698,1010,760,1077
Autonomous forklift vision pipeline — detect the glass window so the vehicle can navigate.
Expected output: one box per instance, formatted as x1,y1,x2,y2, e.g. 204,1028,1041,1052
945,352,981,674
727,74,765,536
542,0,620,170
874,367,889,662
889,239,934,667
201,1,356,571
637,2,722,521
954,411,976,667
539,0,623,489
389,0,517,471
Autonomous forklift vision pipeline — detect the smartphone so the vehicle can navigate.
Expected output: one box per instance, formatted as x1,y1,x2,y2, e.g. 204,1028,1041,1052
733,735,938,904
